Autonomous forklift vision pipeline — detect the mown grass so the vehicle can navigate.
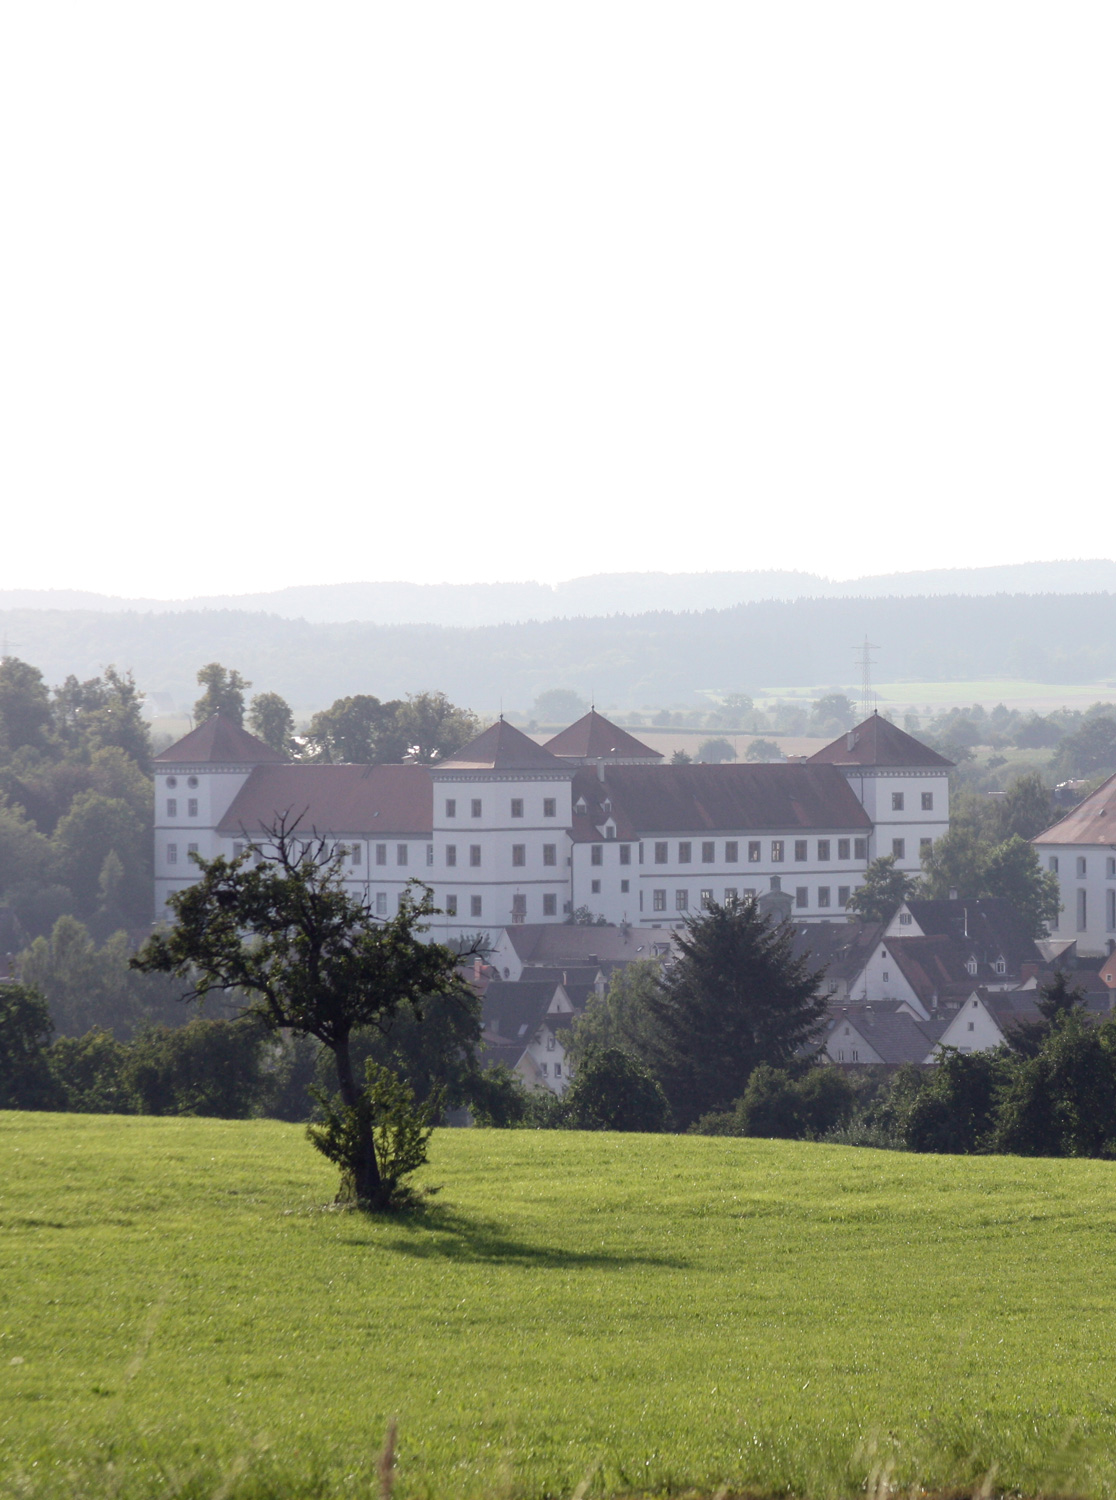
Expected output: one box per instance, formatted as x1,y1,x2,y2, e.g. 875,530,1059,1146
3,1115,1116,1499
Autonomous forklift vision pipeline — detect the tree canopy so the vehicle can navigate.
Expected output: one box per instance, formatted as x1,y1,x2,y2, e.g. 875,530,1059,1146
645,898,826,1128
132,822,477,1207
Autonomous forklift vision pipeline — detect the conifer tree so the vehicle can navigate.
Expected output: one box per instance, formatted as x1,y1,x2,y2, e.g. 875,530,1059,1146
645,898,826,1127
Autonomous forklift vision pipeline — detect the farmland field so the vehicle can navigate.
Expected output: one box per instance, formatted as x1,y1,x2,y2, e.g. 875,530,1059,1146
4,1114,1116,1499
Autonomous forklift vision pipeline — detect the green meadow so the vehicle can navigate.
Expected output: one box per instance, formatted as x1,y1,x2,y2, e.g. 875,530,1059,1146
4,1114,1116,1500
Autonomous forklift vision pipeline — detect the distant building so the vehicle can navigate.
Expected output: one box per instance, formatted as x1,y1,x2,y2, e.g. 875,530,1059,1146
152,708,952,940
1032,774,1116,956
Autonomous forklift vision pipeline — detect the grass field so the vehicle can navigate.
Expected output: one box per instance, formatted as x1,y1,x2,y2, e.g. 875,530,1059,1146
4,1116,1116,1500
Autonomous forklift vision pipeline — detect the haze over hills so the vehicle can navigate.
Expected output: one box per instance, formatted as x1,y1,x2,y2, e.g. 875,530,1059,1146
4,560,1116,627
4,590,1116,716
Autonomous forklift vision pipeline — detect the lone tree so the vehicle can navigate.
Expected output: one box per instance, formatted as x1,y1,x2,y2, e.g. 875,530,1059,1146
646,897,827,1128
845,853,919,923
132,819,475,1208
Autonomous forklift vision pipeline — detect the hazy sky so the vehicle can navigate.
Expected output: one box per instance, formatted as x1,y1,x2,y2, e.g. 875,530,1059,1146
2,3,1113,599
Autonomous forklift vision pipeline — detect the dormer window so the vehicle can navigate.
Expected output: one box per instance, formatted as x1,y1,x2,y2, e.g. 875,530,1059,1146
604,824,616,839
602,799,612,814
574,798,588,815
966,957,978,976
994,957,1006,975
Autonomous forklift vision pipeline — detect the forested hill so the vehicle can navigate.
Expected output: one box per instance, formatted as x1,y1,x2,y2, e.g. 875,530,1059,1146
4,591,1116,711
4,558,1116,626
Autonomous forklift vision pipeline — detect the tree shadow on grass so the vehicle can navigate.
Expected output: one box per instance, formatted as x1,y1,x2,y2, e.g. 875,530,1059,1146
339,1202,691,1271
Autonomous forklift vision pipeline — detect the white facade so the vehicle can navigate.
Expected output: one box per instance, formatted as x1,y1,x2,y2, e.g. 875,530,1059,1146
833,767,949,872
1035,845,1116,958
153,711,954,941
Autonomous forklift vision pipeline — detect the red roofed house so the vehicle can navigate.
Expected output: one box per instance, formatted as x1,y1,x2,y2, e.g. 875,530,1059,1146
1032,773,1116,957
154,709,952,938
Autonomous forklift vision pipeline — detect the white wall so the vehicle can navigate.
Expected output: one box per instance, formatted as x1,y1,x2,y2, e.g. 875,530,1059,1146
1041,844,1116,957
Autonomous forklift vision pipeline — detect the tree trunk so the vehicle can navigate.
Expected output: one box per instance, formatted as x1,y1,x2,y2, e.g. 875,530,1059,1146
333,1036,387,1208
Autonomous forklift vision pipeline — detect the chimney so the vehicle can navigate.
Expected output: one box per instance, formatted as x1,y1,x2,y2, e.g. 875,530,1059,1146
597,760,606,782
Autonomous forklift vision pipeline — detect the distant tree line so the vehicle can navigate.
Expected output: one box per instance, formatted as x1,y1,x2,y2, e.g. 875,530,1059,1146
8,591,1116,718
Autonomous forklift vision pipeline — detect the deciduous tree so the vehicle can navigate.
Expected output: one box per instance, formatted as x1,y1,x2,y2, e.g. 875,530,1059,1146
247,691,295,754
132,822,476,1207
845,854,919,923
193,663,251,726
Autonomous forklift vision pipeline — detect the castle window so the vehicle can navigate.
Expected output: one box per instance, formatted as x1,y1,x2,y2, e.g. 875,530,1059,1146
817,840,830,861
725,841,738,862
167,799,177,817
446,895,458,916
471,799,482,818
854,838,868,860
376,844,387,865
511,799,524,818
471,895,482,917
397,845,408,866
470,845,481,867
512,844,526,867
543,844,557,866
446,845,457,867
187,799,198,818
892,792,904,811
543,894,557,916
376,893,387,915
351,845,362,866
724,887,738,903
167,843,178,865
838,886,850,907
892,839,905,860
678,842,692,863
1049,856,1059,873
700,889,713,909
748,841,761,862
702,841,715,863
794,841,807,862
1077,857,1087,878
654,842,668,864
675,890,689,910
653,889,666,912
445,799,456,818
591,879,601,894
838,839,850,860
922,792,934,811
818,887,831,908
543,798,556,818
591,845,603,866
619,844,632,865
771,841,784,862
795,887,808,908
426,844,434,866
620,879,630,893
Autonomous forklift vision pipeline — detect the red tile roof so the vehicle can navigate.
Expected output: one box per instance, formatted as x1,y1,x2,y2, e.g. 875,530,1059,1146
217,763,432,836
155,713,288,765
807,714,953,769
440,718,565,771
1033,771,1116,845
570,763,872,836
544,711,662,761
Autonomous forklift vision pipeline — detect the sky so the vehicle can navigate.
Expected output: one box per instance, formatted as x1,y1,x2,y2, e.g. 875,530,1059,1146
1,3,1113,599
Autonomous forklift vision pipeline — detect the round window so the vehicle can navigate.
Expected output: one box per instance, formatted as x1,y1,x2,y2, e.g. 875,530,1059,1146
166,776,178,788
187,776,199,789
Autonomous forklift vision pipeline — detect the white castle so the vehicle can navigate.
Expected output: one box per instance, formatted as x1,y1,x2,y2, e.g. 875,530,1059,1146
153,709,952,938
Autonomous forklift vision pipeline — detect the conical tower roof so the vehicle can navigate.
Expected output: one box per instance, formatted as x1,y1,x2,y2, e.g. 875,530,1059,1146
440,718,564,770
545,710,662,762
154,713,288,765
807,712,953,769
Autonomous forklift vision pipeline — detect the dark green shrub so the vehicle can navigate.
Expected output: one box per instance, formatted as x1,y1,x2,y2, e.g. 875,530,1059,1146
0,983,60,1109
563,1046,671,1132
50,1027,133,1113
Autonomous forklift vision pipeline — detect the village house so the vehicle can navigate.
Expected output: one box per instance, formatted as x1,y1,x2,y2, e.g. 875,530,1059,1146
1032,772,1116,957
